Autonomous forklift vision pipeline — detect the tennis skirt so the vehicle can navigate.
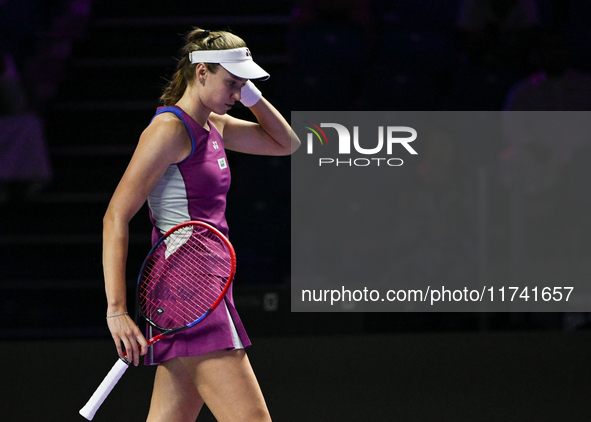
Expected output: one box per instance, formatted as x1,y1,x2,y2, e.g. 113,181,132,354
145,294,251,366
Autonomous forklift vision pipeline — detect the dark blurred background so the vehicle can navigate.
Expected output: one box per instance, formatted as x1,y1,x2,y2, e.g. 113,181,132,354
1,0,591,420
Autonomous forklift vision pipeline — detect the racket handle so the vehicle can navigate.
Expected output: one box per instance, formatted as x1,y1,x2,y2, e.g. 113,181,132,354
79,358,129,420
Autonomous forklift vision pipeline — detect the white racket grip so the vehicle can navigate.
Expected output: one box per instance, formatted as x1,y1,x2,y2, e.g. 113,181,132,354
79,359,130,420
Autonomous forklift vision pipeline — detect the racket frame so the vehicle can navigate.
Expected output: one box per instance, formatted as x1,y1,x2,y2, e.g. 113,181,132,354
136,220,237,346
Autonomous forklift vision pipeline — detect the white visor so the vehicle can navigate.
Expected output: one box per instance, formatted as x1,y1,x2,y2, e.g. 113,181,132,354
189,47,270,80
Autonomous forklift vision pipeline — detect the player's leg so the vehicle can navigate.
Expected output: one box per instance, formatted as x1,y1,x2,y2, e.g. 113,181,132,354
146,357,204,422
180,349,271,422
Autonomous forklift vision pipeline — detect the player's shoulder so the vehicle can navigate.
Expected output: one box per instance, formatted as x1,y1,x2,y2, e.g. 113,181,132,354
208,112,231,127
208,112,233,137
150,111,186,130
134,112,192,162
143,111,188,140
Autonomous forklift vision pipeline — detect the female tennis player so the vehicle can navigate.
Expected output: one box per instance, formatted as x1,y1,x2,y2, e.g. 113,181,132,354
102,28,299,421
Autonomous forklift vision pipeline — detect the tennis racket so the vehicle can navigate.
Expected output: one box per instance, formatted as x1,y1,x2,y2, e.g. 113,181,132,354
79,220,236,420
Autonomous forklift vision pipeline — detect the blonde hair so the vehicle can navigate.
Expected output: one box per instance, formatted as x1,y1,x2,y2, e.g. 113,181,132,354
160,28,247,106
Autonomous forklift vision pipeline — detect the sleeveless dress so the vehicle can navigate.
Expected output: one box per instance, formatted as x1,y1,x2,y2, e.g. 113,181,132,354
144,105,251,365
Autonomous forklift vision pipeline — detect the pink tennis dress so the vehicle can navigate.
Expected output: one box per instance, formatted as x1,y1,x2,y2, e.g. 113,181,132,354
144,105,251,365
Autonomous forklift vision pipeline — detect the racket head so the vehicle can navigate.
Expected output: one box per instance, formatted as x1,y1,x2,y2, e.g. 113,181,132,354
137,221,236,333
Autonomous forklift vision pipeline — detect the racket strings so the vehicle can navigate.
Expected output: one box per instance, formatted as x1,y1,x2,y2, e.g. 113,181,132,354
142,248,228,326
144,242,229,305
139,226,233,330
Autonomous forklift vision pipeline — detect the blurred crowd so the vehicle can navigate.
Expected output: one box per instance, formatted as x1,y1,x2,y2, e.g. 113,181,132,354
0,0,91,202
